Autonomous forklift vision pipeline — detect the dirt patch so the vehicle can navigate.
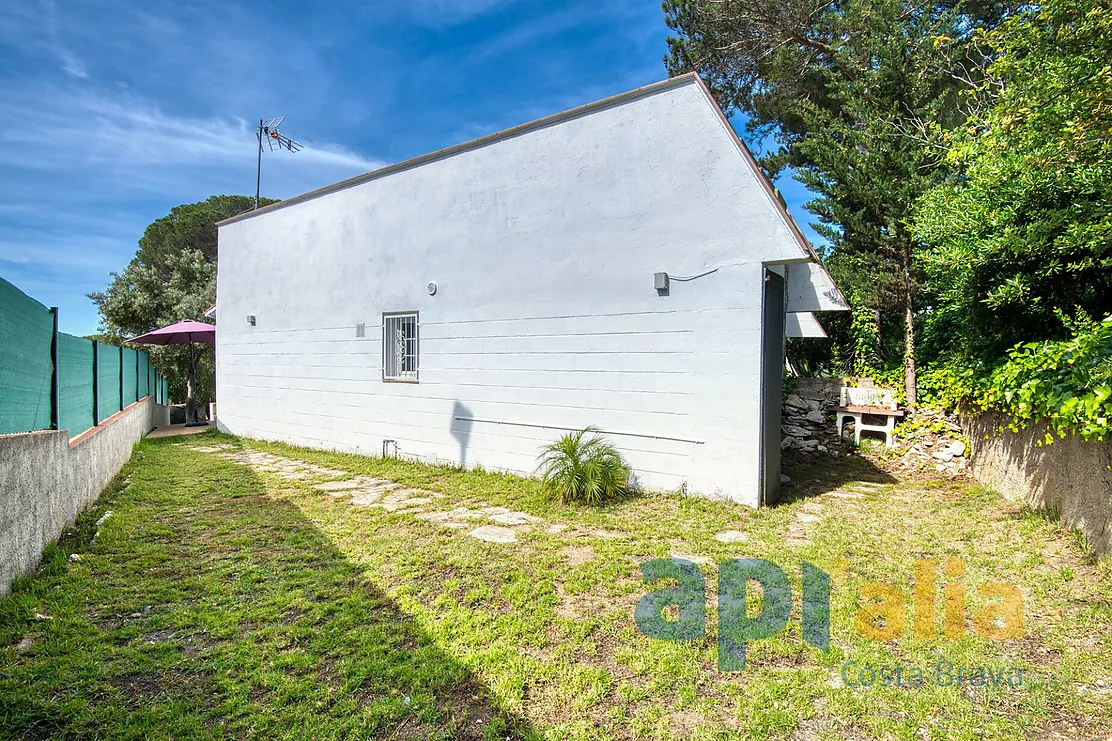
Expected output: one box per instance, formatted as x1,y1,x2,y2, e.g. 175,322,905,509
563,545,596,566
553,585,639,621
107,672,164,699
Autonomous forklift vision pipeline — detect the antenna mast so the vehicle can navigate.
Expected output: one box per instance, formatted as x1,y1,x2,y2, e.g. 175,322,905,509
254,117,303,209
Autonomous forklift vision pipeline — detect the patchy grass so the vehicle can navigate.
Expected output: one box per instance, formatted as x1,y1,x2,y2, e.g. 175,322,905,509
1,431,1110,740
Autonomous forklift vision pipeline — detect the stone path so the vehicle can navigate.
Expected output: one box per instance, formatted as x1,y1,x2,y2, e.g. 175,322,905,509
190,443,548,545
785,499,825,546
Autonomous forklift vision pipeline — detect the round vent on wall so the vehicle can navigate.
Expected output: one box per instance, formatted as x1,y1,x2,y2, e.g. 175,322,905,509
427,282,437,296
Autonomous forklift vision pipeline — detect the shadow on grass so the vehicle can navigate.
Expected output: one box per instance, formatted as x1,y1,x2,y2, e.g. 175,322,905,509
0,434,535,741
776,449,898,505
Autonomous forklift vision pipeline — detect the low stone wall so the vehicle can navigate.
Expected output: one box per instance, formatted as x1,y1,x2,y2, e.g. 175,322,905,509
966,412,1112,556
0,397,168,596
782,377,845,454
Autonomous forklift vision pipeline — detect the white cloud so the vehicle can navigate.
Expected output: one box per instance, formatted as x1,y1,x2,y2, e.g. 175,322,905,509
0,76,386,335
57,47,88,77
0,85,381,174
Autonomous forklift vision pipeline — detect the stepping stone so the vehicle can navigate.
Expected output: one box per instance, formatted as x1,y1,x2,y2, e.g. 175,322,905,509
592,529,625,540
314,480,366,492
802,501,824,513
276,471,312,480
452,508,487,520
374,500,410,512
547,524,569,534
469,526,517,544
418,511,460,522
828,490,865,500
785,532,810,547
797,513,821,524
350,491,385,506
671,551,712,566
307,465,344,476
488,511,539,526
374,488,431,511
416,512,474,529
715,530,749,544
363,484,402,499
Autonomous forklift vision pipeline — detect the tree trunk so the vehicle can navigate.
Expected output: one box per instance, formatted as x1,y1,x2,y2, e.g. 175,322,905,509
900,242,917,408
872,308,883,365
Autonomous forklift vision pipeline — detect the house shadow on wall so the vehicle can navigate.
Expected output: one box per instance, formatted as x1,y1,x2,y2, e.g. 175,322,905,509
451,401,473,468
18,435,536,741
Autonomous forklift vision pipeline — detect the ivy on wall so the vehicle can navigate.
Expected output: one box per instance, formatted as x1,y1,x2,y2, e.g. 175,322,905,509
920,316,1112,443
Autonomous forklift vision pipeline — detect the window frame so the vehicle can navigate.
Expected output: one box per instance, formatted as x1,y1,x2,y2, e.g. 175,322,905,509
382,310,420,383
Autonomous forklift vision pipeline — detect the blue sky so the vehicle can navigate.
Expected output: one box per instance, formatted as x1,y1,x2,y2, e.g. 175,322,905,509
0,0,820,336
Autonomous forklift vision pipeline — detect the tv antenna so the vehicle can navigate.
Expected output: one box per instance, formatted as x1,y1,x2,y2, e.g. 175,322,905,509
254,117,303,209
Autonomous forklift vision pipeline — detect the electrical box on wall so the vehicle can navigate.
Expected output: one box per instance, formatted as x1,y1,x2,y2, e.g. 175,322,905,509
654,272,669,291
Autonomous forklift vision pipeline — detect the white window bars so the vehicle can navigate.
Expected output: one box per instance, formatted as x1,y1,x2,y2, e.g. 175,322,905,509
383,312,418,382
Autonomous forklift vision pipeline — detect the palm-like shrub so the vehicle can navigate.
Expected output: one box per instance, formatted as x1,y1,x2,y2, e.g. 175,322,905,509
536,427,630,505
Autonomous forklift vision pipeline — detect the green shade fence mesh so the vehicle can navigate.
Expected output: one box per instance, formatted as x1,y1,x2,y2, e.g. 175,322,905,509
57,333,94,436
121,347,137,407
0,278,54,434
0,276,165,438
139,352,150,399
97,343,122,423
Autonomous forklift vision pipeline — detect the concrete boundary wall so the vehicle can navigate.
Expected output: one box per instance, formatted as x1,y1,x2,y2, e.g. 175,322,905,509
0,396,169,596
966,412,1112,557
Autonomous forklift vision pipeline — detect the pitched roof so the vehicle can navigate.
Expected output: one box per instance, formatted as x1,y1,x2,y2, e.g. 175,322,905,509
218,73,817,261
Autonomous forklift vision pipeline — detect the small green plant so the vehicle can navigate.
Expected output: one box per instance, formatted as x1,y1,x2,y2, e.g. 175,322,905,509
536,427,630,505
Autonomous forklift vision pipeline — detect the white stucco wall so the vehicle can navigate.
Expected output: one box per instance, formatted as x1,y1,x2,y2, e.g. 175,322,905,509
216,77,815,506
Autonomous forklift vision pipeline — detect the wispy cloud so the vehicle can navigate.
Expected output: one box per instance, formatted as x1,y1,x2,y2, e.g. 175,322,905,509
405,0,516,26
0,87,381,175
0,78,383,333
0,0,687,336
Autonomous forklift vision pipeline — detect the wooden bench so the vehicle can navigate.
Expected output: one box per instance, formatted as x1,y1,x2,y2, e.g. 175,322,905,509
833,387,905,448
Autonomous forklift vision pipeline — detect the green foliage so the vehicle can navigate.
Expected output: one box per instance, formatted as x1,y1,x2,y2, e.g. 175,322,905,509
90,195,275,404
920,317,1112,441
664,0,1013,400
913,0,1112,360
782,374,798,396
866,366,908,405
536,427,630,505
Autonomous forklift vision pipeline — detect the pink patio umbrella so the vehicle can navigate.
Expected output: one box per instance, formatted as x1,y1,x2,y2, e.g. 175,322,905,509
129,320,216,425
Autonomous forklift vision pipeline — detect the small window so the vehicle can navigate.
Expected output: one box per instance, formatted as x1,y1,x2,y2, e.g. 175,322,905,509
383,312,419,382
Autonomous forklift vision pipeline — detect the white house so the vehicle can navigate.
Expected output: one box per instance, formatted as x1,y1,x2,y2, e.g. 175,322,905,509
214,73,847,507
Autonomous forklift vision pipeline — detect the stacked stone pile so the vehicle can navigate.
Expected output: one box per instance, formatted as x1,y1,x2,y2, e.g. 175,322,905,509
887,408,969,476
780,379,969,475
781,378,844,455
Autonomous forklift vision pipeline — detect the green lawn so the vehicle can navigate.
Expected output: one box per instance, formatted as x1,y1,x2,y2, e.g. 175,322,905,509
1,431,1109,740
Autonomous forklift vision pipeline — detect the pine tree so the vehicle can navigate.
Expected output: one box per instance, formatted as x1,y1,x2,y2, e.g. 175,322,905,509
663,0,1012,403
